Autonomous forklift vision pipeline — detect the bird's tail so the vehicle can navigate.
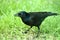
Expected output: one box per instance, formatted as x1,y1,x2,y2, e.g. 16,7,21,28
48,12,59,16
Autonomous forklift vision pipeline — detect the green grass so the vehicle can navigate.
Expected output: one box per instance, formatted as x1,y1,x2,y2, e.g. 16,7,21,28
0,0,60,40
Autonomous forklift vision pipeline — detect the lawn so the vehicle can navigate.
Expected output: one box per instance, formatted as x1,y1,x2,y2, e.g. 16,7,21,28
0,0,60,40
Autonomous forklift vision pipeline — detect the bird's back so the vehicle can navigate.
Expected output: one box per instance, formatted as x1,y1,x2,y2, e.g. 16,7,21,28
26,12,58,26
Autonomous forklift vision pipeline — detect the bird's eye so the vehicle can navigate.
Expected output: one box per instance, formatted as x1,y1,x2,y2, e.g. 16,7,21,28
21,13,23,15
21,13,26,16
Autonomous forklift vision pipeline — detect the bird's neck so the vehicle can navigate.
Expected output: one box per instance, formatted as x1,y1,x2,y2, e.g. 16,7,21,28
22,15,30,19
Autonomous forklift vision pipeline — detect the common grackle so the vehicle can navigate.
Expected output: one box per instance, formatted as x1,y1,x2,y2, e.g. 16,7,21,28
15,11,58,37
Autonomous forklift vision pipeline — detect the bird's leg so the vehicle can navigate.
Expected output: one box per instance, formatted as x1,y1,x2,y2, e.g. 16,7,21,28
36,26,40,37
24,26,32,33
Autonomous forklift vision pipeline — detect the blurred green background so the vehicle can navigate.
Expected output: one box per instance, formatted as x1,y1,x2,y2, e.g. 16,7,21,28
0,0,60,40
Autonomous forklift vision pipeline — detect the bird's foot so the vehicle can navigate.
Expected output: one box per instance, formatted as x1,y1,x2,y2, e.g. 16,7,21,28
24,31,27,33
22,31,28,34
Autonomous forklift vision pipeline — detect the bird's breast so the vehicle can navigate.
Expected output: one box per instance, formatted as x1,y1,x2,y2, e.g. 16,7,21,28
21,17,33,26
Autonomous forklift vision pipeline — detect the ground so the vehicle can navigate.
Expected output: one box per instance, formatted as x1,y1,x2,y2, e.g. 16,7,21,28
0,0,60,40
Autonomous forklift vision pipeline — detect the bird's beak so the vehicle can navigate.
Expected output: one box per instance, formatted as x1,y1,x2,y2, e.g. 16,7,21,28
14,14,18,16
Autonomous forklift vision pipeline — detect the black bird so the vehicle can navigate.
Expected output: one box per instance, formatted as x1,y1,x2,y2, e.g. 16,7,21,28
15,11,58,37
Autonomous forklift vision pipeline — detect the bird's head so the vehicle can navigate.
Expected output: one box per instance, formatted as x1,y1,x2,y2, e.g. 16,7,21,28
14,11,29,18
